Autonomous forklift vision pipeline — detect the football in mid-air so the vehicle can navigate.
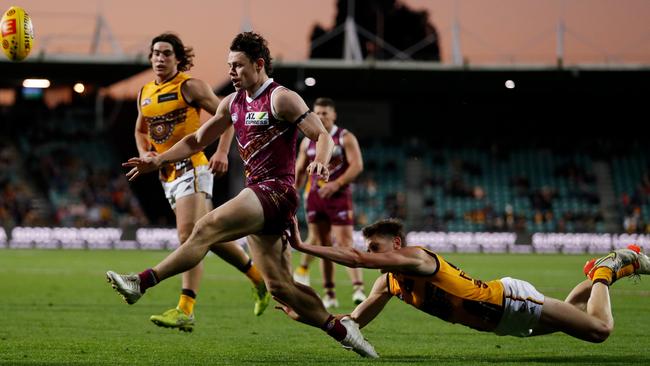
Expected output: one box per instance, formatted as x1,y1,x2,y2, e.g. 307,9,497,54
1,6,34,61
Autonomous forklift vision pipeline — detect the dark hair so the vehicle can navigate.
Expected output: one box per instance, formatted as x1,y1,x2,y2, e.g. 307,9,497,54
230,32,273,75
149,33,195,71
362,218,406,247
314,97,336,109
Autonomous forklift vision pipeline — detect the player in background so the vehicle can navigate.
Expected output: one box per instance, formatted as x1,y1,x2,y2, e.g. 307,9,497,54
285,217,650,346
293,97,366,308
135,33,269,332
108,32,378,358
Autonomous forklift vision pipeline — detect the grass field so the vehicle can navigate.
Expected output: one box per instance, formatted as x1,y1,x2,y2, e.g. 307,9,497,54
1,249,649,365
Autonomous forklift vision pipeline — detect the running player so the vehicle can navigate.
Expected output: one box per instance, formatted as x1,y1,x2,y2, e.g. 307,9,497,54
293,97,366,308
107,32,377,358
135,33,269,332
286,217,650,346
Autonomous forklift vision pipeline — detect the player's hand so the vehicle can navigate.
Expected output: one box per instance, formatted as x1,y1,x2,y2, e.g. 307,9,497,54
274,303,301,321
273,296,303,322
209,151,229,178
307,161,329,182
318,181,341,199
122,156,161,181
140,151,158,158
284,217,303,250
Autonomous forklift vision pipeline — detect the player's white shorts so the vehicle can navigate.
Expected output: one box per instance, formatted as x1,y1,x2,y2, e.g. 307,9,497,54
493,277,545,337
161,165,213,210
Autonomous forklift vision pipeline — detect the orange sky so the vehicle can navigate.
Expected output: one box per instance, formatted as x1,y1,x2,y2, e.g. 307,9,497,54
9,0,650,97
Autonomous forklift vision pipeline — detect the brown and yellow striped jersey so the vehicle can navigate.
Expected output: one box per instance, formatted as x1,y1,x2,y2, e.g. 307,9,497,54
387,247,505,332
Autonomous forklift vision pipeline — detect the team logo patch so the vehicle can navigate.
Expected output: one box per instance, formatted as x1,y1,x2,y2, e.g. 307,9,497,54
157,92,178,103
245,111,269,126
231,113,238,122
141,98,151,106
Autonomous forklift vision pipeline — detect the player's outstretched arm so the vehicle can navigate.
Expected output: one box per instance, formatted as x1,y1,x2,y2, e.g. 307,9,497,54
350,275,393,329
287,218,435,273
123,93,235,181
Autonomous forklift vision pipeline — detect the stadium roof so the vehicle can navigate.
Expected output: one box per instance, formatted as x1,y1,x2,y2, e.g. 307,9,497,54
216,59,650,98
0,54,150,88
214,59,650,136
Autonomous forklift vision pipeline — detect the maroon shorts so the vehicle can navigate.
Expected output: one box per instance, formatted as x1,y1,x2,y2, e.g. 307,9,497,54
249,180,298,235
305,188,354,225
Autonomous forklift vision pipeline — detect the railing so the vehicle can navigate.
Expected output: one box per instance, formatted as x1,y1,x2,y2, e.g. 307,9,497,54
2,227,647,254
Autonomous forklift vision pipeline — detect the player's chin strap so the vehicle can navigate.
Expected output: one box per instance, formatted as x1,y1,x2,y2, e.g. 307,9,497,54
293,110,311,125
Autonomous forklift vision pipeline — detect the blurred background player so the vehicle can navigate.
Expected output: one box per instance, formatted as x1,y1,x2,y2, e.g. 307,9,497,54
287,218,650,346
109,32,377,357
135,33,269,332
293,97,366,308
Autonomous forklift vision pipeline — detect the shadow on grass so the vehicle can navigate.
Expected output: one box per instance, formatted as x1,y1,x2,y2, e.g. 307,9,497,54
378,354,650,364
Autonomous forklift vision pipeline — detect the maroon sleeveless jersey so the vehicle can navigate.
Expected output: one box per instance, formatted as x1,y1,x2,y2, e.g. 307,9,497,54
305,125,350,194
229,80,298,186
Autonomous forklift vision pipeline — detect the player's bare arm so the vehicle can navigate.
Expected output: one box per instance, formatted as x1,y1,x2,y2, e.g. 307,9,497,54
123,93,235,181
208,125,234,177
349,275,393,329
273,89,334,181
294,137,311,189
134,90,155,158
319,131,364,199
181,78,234,177
287,219,434,272
182,78,221,114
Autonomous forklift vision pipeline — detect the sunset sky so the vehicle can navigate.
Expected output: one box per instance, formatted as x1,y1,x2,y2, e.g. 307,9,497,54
11,0,650,96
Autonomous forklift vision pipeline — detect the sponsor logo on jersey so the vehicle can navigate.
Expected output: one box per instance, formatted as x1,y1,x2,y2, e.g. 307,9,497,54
141,98,151,106
245,111,269,126
157,92,178,103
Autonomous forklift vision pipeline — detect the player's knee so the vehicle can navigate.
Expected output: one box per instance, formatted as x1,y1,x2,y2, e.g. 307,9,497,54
588,321,612,343
177,225,193,244
187,218,214,245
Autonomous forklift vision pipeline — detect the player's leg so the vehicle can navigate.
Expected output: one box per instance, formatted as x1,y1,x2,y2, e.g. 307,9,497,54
293,228,318,286
532,290,612,342
149,192,208,331
332,224,366,304
313,221,339,309
293,192,319,286
532,247,649,341
564,245,650,313
209,239,269,316
153,188,265,279
246,234,378,358
107,188,266,303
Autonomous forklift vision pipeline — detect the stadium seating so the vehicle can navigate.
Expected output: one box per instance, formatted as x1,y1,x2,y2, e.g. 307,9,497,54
353,145,607,234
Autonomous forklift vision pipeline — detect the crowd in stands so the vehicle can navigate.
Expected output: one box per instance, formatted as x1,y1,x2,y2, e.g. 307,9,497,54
610,150,650,234
0,142,41,227
353,143,611,234
35,144,148,228
1,94,148,230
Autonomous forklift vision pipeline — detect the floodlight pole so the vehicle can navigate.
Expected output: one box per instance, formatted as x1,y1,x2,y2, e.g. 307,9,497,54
343,0,363,63
241,0,252,32
556,0,566,68
451,0,463,66
90,13,123,55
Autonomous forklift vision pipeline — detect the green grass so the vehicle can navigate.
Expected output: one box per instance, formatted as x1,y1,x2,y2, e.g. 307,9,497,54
1,249,649,365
